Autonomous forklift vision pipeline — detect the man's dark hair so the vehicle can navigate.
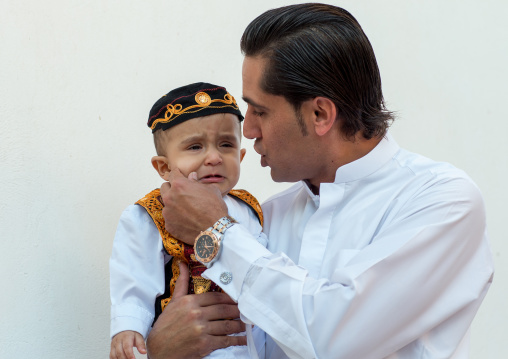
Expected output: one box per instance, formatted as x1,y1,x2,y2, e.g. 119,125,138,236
240,3,394,139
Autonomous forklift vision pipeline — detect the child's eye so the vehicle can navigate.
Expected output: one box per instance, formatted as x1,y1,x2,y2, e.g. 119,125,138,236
187,144,202,151
220,142,234,148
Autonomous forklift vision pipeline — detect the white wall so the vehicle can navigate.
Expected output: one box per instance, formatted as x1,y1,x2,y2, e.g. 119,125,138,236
1,1,506,358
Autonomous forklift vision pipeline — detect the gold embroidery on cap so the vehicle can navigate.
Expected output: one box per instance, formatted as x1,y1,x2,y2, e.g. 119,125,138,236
150,92,239,130
195,92,211,105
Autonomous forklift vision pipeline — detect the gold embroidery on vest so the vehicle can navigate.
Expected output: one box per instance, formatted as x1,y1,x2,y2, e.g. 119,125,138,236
228,189,264,227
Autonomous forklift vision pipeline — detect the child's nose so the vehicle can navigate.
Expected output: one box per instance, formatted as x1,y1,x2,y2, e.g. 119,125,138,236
205,148,222,165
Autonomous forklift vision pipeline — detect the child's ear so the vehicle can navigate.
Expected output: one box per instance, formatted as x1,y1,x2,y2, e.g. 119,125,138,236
240,148,246,162
151,156,170,180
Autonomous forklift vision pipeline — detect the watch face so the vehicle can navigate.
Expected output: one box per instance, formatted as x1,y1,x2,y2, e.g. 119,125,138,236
195,232,218,263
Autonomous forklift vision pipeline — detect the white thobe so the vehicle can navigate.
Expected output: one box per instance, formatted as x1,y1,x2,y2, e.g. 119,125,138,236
110,194,266,359
204,133,494,359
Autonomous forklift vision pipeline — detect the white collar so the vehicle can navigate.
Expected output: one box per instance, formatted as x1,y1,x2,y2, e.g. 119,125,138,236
333,132,400,183
302,132,400,198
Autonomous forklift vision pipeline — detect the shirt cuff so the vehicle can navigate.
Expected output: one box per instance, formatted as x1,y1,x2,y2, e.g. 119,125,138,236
202,224,271,301
110,303,154,339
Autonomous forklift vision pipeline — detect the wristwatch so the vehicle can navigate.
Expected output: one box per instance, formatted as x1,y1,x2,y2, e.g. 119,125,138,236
194,216,237,268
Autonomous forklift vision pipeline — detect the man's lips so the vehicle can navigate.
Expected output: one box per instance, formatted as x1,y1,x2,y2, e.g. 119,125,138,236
199,174,225,183
260,155,268,167
254,141,268,167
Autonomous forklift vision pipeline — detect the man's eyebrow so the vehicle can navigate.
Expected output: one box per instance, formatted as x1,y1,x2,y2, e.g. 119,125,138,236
242,96,268,110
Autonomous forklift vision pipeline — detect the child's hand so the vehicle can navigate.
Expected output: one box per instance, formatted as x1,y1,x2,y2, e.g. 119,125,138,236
110,330,146,359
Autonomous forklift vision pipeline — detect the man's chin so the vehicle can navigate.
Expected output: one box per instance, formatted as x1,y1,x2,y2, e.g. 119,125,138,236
270,169,297,183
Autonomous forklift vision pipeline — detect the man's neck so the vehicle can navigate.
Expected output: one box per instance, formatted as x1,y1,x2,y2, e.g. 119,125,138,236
306,134,383,195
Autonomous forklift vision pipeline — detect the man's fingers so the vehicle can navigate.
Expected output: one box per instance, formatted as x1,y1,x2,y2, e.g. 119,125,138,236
160,181,171,192
202,302,241,321
159,181,171,208
173,261,190,299
193,291,238,307
225,334,247,348
193,333,248,359
188,171,198,181
207,319,246,336
146,286,246,359
166,167,185,184
208,334,247,352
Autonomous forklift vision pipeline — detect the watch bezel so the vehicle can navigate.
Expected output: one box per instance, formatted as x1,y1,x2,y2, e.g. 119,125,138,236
194,230,220,264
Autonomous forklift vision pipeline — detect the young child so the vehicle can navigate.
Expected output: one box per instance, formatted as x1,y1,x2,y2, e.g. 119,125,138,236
109,83,266,359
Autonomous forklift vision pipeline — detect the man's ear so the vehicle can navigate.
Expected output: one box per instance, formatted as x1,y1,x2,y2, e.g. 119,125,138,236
151,156,170,180
311,96,337,136
240,148,246,162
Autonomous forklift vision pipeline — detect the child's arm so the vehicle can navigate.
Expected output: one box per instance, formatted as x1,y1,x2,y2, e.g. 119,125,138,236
110,330,146,359
110,205,167,340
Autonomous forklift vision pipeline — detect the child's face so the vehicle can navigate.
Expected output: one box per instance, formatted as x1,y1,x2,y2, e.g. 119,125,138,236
152,113,246,196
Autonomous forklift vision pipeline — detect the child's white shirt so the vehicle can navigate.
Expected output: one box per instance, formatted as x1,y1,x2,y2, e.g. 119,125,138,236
110,194,267,358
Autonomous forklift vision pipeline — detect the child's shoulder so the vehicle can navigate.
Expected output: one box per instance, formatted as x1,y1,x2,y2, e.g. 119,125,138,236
228,189,261,210
227,189,264,228
135,188,162,208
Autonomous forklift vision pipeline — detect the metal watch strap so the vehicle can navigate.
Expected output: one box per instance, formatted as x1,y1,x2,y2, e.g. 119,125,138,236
197,216,237,268
210,216,237,238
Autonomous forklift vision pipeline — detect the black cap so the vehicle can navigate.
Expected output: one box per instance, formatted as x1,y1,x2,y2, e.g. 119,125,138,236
148,82,244,133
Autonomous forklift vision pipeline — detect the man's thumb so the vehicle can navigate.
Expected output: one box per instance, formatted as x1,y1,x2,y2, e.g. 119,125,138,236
173,261,190,299
188,171,198,181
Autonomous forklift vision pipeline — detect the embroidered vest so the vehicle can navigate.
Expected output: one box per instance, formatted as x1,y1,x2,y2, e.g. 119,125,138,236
135,188,263,320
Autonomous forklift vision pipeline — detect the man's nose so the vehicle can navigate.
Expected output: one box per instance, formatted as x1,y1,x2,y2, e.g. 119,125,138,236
243,112,260,139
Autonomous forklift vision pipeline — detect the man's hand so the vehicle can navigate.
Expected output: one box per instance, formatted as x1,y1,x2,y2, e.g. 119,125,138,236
160,169,228,244
146,262,247,359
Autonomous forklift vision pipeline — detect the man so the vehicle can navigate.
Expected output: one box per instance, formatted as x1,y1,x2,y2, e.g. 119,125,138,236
147,4,493,359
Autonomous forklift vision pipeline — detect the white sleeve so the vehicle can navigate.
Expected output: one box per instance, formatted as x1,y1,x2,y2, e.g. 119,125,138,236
109,204,167,339
204,196,268,300
224,195,267,248
204,178,494,359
